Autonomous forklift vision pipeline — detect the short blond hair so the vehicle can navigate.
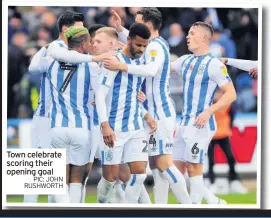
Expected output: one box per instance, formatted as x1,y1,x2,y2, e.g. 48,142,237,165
95,27,118,39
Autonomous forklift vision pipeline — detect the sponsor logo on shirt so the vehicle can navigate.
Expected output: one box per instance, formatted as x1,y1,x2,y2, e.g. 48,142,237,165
221,66,228,76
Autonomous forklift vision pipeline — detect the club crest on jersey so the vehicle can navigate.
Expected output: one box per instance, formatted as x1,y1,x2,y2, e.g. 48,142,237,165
105,150,113,161
149,50,158,57
198,64,206,74
221,66,228,76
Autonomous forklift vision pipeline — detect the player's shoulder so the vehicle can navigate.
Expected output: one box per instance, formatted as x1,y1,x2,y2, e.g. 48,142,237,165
209,56,225,68
49,39,67,48
43,55,55,63
172,54,193,65
181,54,193,61
148,38,164,50
208,56,228,76
87,62,101,75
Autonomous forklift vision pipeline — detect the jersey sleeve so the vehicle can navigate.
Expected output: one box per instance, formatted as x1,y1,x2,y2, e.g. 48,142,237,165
209,59,232,87
47,42,92,64
99,67,118,88
89,63,101,93
144,41,164,66
227,58,258,71
171,54,191,75
118,28,129,44
95,85,109,123
126,42,163,77
28,47,48,75
95,67,118,123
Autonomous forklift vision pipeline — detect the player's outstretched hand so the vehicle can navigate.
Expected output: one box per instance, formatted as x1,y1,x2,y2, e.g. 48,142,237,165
219,58,228,65
93,51,116,62
110,10,123,32
137,91,146,103
145,114,157,134
194,109,212,128
103,57,123,71
249,68,258,78
101,122,116,148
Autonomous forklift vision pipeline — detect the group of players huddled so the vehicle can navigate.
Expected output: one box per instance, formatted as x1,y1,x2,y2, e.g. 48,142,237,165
25,7,258,204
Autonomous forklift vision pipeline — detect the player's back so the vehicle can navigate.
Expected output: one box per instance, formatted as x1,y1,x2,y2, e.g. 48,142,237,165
47,57,97,130
105,52,145,132
144,37,175,120
35,39,67,118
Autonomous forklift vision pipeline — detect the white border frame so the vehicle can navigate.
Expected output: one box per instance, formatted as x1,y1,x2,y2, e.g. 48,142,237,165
2,0,262,210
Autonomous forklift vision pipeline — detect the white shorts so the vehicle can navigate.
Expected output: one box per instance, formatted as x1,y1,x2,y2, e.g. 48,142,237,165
101,129,148,165
148,116,176,156
49,127,91,166
31,115,50,148
173,120,216,164
89,125,102,162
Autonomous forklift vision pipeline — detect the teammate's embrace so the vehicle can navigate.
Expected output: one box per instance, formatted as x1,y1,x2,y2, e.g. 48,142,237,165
26,10,85,204
95,23,157,203
29,26,101,203
104,7,191,204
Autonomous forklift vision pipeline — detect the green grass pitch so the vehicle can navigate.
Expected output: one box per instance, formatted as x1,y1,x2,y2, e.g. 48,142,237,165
7,191,256,204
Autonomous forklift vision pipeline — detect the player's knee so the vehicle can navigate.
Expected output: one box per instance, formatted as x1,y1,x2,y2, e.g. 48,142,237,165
128,173,147,186
186,164,195,176
70,165,86,183
129,162,146,174
118,167,131,183
102,165,119,182
103,173,116,182
155,154,174,171
186,163,203,177
174,160,186,174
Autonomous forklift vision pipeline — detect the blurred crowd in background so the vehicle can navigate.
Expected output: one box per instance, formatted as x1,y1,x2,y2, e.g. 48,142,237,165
7,6,258,118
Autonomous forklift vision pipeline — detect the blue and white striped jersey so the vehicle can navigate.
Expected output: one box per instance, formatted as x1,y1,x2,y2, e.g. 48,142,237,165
89,62,102,127
143,37,176,120
89,90,100,127
100,52,145,132
172,53,232,131
36,56,100,130
34,39,67,117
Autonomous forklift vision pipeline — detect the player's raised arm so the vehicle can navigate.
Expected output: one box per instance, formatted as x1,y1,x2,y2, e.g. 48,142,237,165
28,46,49,75
110,10,129,44
95,67,118,147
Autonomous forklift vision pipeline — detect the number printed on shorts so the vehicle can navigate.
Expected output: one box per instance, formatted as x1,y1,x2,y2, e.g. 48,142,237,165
142,140,148,152
191,143,199,154
149,135,156,147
